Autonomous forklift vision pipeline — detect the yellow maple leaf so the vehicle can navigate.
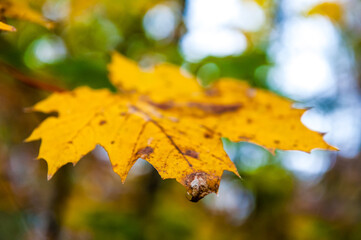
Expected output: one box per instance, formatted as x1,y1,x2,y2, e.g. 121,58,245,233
26,52,337,201
0,21,16,31
0,0,53,29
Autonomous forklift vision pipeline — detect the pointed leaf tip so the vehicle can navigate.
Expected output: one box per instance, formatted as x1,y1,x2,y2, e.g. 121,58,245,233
0,21,16,32
47,174,53,181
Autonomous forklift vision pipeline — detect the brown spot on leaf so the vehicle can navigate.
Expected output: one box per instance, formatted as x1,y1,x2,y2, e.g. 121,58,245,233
148,100,174,110
111,141,115,144
188,103,242,114
274,140,280,144
184,149,199,159
247,88,256,98
205,88,220,97
99,120,107,125
247,118,253,124
178,130,186,135
238,136,250,141
136,146,154,158
204,133,212,138
67,141,73,144
184,172,220,202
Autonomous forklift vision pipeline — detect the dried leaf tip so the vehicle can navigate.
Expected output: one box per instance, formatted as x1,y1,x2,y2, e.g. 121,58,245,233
8,26,16,32
184,172,220,202
0,21,16,32
47,174,53,181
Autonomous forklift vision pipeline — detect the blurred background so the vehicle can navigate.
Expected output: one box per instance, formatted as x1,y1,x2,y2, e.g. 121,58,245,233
1,0,361,239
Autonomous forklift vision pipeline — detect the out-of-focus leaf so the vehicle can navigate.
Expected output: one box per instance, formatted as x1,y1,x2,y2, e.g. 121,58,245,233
0,0,53,29
69,0,166,20
307,2,343,23
0,21,16,31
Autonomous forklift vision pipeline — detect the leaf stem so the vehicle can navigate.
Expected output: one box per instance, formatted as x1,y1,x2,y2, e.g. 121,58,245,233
0,61,66,92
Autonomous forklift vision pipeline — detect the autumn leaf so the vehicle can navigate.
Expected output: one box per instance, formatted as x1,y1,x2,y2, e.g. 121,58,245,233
68,0,98,20
0,0,53,29
26,53,336,201
0,21,16,31
69,0,167,21
307,2,343,23
253,0,270,7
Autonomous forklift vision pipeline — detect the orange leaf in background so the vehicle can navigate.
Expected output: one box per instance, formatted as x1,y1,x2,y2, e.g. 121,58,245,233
0,21,16,31
0,0,53,29
69,0,98,20
307,2,343,23
26,52,337,201
68,0,167,21
253,0,270,7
